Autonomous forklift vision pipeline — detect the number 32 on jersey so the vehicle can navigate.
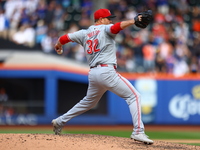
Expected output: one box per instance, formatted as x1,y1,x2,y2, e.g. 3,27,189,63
86,39,100,54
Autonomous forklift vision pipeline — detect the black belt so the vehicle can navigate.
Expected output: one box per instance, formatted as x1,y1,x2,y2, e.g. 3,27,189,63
90,64,117,69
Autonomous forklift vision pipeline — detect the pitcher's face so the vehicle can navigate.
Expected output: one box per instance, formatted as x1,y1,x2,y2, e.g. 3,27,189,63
101,17,112,24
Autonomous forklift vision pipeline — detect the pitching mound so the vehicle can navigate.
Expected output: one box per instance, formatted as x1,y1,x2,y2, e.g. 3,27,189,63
0,134,198,150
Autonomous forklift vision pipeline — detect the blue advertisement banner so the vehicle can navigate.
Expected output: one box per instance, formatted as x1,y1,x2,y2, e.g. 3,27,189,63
111,78,200,125
156,81,200,124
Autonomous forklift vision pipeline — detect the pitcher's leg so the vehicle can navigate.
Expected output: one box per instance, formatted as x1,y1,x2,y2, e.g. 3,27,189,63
108,73,144,134
113,74,153,144
129,97,144,134
56,84,106,126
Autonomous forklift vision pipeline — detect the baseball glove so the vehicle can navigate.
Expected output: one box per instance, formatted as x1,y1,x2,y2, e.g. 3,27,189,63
134,10,153,29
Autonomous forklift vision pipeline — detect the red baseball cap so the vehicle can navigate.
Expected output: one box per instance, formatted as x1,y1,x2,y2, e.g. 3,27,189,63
94,9,116,20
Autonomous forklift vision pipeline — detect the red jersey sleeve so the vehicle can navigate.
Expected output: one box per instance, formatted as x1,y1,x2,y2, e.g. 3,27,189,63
59,34,72,45
110,22,123,34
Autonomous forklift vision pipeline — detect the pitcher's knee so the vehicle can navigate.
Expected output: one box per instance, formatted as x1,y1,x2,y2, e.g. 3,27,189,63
125,93,141,105
79,98,97,109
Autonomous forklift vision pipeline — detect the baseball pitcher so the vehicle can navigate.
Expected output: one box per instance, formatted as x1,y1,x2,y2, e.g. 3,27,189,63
52,8,153,145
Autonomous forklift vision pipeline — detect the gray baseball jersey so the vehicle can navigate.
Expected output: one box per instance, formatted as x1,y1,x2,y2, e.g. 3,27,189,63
55,23,145,135
68,24,117,67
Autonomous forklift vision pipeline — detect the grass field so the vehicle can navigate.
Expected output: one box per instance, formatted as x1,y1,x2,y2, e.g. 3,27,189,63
0,126,200,146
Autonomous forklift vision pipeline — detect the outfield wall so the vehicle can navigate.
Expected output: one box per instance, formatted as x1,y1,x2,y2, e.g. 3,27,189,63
0,67,200,125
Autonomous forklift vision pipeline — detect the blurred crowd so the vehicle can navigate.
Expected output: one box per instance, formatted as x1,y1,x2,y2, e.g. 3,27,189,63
0,0,200,75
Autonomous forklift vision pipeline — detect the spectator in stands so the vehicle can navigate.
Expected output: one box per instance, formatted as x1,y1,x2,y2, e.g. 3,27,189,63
142,42,156,73
192,6,200,32
174,19,189,45
81,0,92,17
189,56,200,73
173,57,189,77
124,46,135,72
156,0,169,15
174,41,191,64
36,0,47,20
41,28,58,54
190,35,200,60
125,7,137,20
12,22,35,47
41,31,54,53
156,39,174,73
78,10,91,29
155,53,166,72
165,50,176,73
53,3,65,30
44,1,56,26
157,39,173,61
35,19,48,48
4,0,16,20
118,0,128,19
0,8,9,39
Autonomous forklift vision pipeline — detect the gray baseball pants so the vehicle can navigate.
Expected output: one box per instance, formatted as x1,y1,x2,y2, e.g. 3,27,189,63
56,65,144,134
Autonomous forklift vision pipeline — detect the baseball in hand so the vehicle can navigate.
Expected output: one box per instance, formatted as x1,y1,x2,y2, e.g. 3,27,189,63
57,50,63,55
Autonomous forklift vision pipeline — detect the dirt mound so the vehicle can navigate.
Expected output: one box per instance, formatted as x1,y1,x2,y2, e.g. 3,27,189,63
0,134,198,150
